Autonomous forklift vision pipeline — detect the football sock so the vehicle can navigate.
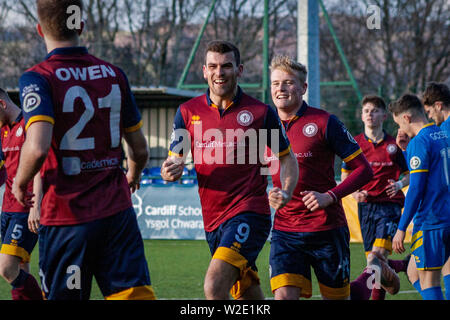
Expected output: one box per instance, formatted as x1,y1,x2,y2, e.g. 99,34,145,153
11,270,43,300
388,259,408,273
10,269,28,288
412,280,422,295
371,287,386,300
443,274,450,300
350,268,373,300
420,286,444,300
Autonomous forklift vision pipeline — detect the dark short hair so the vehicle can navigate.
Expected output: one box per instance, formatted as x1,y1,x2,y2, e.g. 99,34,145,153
362,95,387,110
204,40,241,66
422,82,450,107
37,0,83,41
388,93,425,117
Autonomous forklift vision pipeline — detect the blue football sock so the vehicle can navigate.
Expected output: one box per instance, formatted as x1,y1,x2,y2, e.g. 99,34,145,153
420,286,444,300
412,280,421,295
443,275,450,300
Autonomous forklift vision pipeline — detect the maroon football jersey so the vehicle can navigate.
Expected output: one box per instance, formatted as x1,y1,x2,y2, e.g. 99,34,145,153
342,133,408,205
170,88,291,232
19,47,143,225
1,116,34,212
269,103,362,232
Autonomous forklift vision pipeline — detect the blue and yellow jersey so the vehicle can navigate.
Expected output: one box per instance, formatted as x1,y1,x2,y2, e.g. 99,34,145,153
398,123,450,231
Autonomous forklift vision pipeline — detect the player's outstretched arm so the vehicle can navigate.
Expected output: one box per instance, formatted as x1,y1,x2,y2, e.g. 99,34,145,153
123,129,149,193
13,122,52,207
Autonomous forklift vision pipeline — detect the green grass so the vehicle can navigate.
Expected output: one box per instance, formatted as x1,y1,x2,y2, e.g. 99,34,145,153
0,240,422,300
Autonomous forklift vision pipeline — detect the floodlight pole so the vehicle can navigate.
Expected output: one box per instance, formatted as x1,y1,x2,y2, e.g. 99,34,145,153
298,0,320,108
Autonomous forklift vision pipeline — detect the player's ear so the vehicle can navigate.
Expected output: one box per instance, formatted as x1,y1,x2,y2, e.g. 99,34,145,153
236,64,244,78
302,82,308,95
36,23,45,38
0,99,6,110
77,20,85,36
202,65,208,81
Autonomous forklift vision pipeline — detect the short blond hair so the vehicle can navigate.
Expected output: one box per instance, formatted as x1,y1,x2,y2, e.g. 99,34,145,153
270,55,307,83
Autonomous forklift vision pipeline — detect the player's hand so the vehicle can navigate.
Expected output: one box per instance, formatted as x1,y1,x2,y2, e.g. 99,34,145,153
396,129,410,151
385,179,402,198
392,229,406,254
126,171,141,193
268,187,291,210
351,190,368,202
300,191,333,212
161,157,184,182
12,178,34,208
28,205,40,234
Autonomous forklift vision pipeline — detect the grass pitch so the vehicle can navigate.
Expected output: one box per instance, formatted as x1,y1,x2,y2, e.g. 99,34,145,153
0,240,421,300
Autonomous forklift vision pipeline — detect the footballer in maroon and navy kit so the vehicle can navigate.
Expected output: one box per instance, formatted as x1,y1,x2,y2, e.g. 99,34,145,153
266,56,402,301
12,0,154,300
0,89,42,300
162,41,299,300
341,95,410,300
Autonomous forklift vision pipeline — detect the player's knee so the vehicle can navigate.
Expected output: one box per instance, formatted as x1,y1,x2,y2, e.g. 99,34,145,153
274,286,301,300
0,257,20,283
204,277,229,299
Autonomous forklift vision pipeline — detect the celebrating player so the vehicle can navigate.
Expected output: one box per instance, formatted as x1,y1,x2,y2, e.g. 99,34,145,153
0,89,42,300
341,95,410,300
390,94,450,300
265,55,400,300
161,41,298,300
12,0,155,300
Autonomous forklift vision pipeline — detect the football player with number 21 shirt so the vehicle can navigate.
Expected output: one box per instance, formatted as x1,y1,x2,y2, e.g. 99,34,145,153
12,0,155,300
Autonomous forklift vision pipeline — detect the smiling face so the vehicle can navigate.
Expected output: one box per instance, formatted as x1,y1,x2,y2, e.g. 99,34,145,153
270,68,307,115
203,51,243,102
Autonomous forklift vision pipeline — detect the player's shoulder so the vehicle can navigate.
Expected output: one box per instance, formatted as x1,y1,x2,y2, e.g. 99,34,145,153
240,92,267,107
180,94,207,111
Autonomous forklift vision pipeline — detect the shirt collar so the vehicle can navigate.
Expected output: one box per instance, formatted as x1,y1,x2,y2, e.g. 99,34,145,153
45,46,88,60
363,130,386,144
206,85,243,110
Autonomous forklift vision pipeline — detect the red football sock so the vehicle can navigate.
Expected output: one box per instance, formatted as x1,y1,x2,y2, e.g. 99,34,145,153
350,268,373,300
11,272,43,300
371,287,386,300
388,259,408,273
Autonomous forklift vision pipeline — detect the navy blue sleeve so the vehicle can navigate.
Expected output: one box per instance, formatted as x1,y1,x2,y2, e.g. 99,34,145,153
118,68,142,131
169,107,188,156
264,105,291,156
19,71,55,130
326,115,361,162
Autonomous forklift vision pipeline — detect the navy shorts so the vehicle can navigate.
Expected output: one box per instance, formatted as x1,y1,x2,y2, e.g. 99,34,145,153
205,212,271,299
269,226,350,299
1,211,38,263
358,202,402,254
38,207,155,300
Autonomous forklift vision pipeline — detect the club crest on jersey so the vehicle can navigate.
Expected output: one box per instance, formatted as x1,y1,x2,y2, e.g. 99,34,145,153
303,123,318,137
16,126,23,137
23,92,41,113
410,156,421,170
237,110,254,126
386,143,397,154
347,131,357,144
